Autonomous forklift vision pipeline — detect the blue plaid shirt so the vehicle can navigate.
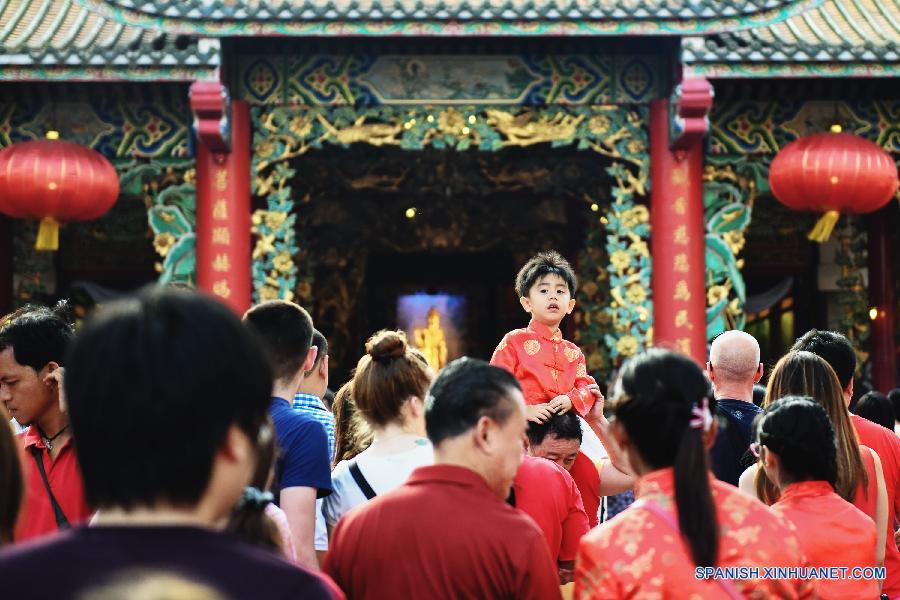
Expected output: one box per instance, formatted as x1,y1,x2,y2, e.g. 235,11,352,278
293,393,336,460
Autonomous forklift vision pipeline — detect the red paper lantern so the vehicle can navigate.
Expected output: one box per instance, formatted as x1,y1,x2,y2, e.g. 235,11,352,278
0,138,119,250
769,131,899,242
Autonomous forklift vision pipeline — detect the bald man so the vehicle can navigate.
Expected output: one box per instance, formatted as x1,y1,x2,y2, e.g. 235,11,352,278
706,331,764,486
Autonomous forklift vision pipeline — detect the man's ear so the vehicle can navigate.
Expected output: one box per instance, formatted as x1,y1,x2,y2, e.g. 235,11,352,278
220,424,253,464
754,363,764,383
302,346,318,373
705,362,715,382
472,415,494,454
519,296,532,314
318,354,329,379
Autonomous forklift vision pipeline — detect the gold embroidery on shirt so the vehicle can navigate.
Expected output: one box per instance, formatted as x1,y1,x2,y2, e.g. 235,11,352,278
552,330,562,342
564,347,580,363
549,368,559,381
496,338,507,352
577,362,587,378
523,339,541,356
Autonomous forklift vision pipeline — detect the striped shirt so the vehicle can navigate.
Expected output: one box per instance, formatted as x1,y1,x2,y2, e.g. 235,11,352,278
293,393,336,460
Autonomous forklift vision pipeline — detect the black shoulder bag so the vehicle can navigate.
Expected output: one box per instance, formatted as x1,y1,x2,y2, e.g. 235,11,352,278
30,446,70,530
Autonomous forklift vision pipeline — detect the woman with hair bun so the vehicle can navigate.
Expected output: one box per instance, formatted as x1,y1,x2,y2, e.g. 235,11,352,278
574,349,813,599
756,396,880,599
323,330,434,528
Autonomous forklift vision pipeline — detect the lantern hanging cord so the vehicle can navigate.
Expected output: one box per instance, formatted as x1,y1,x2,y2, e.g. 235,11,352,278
807,210,840,243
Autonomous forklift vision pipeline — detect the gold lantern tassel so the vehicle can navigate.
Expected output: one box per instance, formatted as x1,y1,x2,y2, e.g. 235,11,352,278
807,210,840,243
35,217,60,251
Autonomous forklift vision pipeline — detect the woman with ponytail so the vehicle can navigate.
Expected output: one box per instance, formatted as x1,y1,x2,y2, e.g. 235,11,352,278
574,349,812,599
323,330,435,528
756,396,880,599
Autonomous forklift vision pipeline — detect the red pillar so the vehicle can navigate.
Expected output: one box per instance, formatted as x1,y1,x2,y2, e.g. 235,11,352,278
193,93,252,314
868,204,897,391
649,96,708,364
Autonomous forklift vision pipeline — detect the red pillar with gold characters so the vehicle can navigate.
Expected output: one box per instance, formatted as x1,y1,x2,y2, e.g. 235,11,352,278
868,204,898,390
190,82,252,314
649,78,713,364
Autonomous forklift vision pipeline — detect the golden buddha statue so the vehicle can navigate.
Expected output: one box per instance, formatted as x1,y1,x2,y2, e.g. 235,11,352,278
414,306,449,370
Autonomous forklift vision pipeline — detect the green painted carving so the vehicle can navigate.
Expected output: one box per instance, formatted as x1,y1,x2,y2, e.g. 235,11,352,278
236,54,663,106
117,159,196,287
251,104,650,373
703,155,770,339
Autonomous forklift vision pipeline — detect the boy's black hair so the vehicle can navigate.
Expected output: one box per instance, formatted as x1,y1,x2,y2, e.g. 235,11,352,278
65,288,273,510
242,300,314,383
527,412,582,447
514,251,577,298
791,329,855,391
0,302,74,371
426,358,521,446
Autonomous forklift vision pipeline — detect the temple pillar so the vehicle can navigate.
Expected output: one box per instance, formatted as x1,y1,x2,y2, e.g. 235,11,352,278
867,204,898,390
649,78,713,364
190,82,252,314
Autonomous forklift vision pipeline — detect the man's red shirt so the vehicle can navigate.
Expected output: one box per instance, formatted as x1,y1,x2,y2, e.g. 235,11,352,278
514,455,589,562
570,451,601,528
851,414,900,597
15,427,91,542
325,464,562,600
490,319,597,416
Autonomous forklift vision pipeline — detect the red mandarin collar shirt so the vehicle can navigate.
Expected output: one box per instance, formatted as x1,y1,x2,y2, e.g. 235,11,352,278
490,319,597,416
15,427,91,542
772,480,880,600
575,468,815,599
324,464,562,600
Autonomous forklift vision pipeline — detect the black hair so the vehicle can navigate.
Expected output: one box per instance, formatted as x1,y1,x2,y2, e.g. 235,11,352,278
852,391,895,432
225,419,282,555
0,408,22,545
887,389,900,423
756,396,837,488
242,300,314,383
791,329,855,391
307,329,328,373
514,251,577,298
0,301,74,371
752,384,766,408
426,358,521,446
611,349,718,568
527,411,582,447
65,287,273,510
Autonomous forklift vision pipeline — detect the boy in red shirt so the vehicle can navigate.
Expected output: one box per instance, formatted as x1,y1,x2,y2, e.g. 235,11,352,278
490,251,602,423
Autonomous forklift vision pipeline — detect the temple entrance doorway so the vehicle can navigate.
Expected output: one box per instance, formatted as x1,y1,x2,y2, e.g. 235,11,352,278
285,145,614,383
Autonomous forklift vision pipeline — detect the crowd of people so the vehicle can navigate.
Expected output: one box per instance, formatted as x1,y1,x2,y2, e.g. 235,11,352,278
0,250,898,599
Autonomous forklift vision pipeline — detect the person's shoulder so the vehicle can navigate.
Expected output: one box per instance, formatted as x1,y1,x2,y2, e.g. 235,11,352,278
520,454,571,483
276,409,328,439
0,528,81,577
853,414,900,449
560,337,583,351
501,327,531,342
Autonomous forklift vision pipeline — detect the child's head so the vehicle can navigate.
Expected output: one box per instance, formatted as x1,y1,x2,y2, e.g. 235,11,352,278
515,251,577,326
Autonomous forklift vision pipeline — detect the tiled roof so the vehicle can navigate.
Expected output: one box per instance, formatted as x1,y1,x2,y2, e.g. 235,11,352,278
78,0,818,36
683,0,900,77
0,0,218,81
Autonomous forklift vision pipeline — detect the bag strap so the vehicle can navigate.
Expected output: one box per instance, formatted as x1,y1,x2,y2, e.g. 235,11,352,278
30,445,70,530
348,461,377,500
633,498,742,600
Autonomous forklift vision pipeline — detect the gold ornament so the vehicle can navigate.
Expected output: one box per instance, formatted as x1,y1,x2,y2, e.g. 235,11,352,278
616,335,638,357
